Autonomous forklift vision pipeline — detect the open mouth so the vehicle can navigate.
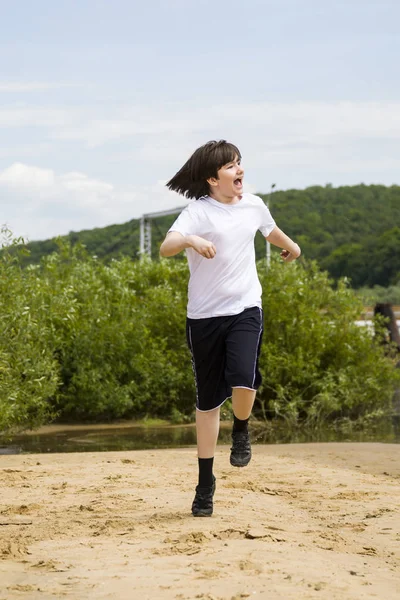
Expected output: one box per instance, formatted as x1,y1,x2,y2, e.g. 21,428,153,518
234,178,243,187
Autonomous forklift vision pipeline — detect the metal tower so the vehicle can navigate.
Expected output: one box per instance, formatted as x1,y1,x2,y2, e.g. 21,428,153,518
139,206,186,258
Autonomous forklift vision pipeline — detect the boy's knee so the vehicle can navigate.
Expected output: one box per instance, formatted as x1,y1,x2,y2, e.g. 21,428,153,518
231,385,256,397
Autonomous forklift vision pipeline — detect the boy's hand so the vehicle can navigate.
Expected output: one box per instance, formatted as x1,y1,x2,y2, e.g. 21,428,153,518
187,235,217,259
266,228,301,263
280,244,301,262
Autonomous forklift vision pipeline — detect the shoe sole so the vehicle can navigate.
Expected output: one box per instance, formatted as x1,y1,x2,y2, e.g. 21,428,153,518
192,510,213,517
230,455,251,467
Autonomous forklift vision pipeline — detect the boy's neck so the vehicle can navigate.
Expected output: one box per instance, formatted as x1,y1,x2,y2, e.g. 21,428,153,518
209,191,242,205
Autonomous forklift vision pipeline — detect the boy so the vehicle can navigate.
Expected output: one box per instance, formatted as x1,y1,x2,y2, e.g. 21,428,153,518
160,140,301,517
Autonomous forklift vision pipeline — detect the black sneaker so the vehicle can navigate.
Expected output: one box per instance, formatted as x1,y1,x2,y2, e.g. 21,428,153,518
230,430,252,467
191,476,216,517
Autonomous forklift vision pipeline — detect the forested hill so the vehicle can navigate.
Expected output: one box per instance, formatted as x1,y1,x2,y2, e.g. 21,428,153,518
260,184,400,287
21,183,400,288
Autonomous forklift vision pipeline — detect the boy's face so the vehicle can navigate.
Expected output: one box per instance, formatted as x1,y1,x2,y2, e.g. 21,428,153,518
208,155,244,198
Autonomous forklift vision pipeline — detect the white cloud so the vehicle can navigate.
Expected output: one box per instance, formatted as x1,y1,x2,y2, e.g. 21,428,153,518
1,100,400,240
44,101,400,149
51,114,211,148
0,82,78,92
0,162,184,241
0,160,258,242
0,106,77,128
2,101,400,164
59,172,113,195
232,101,400,140
0,163,55,187
0,143,54,160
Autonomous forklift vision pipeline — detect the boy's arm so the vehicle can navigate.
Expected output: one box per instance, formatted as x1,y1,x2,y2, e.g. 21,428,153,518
160,232,216,259
265,226,301,263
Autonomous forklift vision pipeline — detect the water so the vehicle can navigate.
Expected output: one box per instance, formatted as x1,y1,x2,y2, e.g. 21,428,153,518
1,419,399,455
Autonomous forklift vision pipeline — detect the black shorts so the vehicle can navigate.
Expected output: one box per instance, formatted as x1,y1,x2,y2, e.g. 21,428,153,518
186,306,264,412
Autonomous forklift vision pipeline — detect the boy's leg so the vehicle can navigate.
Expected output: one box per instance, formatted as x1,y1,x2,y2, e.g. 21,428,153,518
232,387,256,420
186,316,230,515
192,407,220,517
230,387,255,467
225,307,263,468
196,406,221,459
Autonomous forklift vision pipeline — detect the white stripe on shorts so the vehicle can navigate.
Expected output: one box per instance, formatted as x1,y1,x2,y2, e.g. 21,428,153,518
232,386,257,391
187,325,199,403
251,307,263,388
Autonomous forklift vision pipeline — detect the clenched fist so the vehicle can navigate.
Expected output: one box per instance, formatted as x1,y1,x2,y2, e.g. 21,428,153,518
187,235,217,259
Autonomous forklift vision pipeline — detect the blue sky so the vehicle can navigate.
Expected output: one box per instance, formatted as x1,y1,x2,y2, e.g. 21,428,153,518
1,0,399,241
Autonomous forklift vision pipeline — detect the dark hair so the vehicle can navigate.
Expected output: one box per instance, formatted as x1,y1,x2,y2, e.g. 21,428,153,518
166,140,241,199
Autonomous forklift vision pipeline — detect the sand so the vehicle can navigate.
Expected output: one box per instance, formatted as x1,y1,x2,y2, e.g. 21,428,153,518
0,443,399,600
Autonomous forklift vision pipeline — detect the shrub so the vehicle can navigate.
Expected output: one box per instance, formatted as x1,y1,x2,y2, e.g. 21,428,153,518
257,257,400,426
1,233,398,433
0,229,59,433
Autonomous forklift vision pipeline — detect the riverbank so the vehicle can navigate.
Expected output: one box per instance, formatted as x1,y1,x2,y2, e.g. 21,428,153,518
2,420,399,455
1,443,399,599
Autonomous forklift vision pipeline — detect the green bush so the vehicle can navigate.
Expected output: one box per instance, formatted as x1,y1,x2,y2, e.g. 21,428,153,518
37,247,194,421
0,229,60,433
257,257,399,426
0,233,399,433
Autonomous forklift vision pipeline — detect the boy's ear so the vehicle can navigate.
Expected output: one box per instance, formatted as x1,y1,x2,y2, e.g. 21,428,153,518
207,177,218,188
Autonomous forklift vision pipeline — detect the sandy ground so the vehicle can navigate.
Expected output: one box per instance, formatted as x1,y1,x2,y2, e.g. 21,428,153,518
0,443,399,600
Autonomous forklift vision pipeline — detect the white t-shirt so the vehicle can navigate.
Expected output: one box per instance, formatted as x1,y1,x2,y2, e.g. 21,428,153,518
168,193,276,319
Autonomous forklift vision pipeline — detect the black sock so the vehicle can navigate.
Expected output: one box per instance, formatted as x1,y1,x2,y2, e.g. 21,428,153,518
233,414,249,433
198,457,214,488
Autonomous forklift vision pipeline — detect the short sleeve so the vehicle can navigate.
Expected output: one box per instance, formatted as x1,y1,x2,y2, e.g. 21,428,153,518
168,204,199,237
258,201,276,237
